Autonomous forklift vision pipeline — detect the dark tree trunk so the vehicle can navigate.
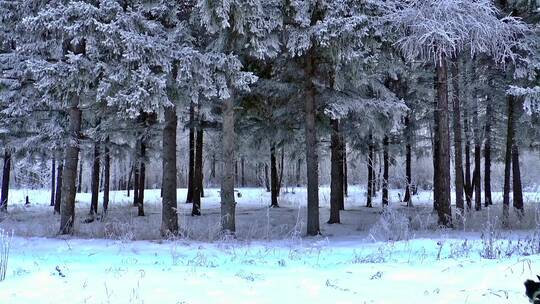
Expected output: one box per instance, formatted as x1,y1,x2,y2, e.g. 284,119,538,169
296,158,302,187
103,138,110,214
367,134,374,208
262,163,269,192
59,104,82,234
404,142,413,202
241,157,245,187
434,55,452,227
305,50,320,236
338,134,345,211
200,161,204,198
0,151,11,212
235,161,238,187
376,153,382,193
432,73,440,213
328,119,342,223
451,58,465,212
50,157,56,207
127,164,133,197
192,127,203,216
512,142,524,214
371,154,377,197
186,101,195,204
54,161,63,214
484,101,493,207
77,157,83,193
211,153,216,180
403,125,412,206
133,164,139,206
278,148,285,196
502,96,514,228
90,142,100,216
137,142,146,216
161,108,179,236
221,97,236,234
382,135,389,207
343,140,348,198
512,98,524,215
270,145,279,208
464,105,473,209
473,105,482,211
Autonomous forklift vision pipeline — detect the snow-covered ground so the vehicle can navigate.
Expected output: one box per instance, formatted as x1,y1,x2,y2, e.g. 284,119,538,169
0,236,537,303
0,186,540,303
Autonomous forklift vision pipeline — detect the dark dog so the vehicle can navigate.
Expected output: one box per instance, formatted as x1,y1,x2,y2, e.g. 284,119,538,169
525,276,540,303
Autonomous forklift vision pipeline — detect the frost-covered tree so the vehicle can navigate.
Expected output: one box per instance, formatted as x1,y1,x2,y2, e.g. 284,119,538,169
18,0,196,234
385,0,527,227
193,0,280,234
19,0,117,233
282,0,379,235
236,73,303,208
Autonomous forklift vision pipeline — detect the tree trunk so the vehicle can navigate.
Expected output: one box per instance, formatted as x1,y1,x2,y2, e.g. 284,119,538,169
50,157,56,207
54,160,63,214
512,98,524,215
278,148,285,196
127,163,133,197
404,142,413,204
137,141,146,216
484,101,493,207
502,96,514,228
192,127,203,216
403,115,413,206
338,134,345,210
376,153,382,193
235,161,238,187
367,134,374,208
296,158,302,187
382,135,389,207
451,58,465,212
343,140,348,198
200,155,204,198
133,164,139,206
434,55,452,227
512,142,524,214
77,157,83,193
103,138,110,214
0,151,11,212
90,142,100,216
59,104,82,234
221,97,236,234
432,73,440,213
464,117,473,209
264,163,270,192
161,108,179,236
270,144,279,208
473,103,482,211
328,119,342,223
305,51,320,236
186,101,195,204
211,153,216,180
241,157,245,187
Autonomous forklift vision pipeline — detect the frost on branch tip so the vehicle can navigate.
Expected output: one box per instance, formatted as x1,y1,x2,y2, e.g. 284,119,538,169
384,0,528,65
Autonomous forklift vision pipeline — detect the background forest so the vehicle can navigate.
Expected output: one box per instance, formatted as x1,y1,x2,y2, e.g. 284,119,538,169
1,1,540,303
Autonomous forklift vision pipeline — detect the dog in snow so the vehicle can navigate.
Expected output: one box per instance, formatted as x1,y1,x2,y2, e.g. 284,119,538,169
525,276,540,303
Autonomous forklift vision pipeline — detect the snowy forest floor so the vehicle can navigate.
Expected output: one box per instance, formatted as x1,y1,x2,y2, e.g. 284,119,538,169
1,186,540,303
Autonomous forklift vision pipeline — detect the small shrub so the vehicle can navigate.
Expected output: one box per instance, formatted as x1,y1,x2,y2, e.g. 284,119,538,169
480,217,503,259
448,239,473,259
368,208,410,242
103,220,135,242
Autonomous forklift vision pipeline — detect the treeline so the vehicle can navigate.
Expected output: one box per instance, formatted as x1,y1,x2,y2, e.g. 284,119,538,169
0,0,538,236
